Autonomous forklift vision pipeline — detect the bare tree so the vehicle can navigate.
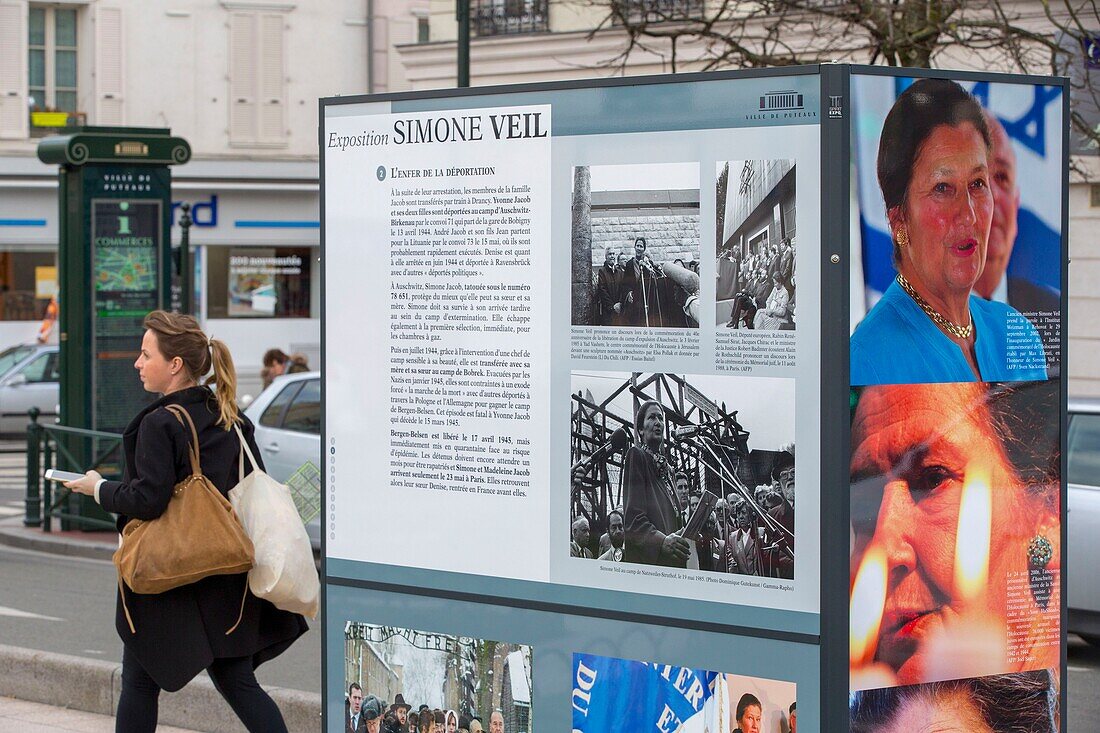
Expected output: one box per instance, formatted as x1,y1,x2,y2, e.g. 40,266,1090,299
580,0,1100,152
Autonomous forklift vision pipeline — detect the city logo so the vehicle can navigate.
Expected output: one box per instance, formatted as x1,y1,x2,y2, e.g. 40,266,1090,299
759,90,804,111
117,201,131,235
745,89,817,121
829,95,844,119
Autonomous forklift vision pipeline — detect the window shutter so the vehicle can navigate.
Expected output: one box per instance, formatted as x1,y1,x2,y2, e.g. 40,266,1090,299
0,3,28,139
228,11,258,143
95,6,124,125
257,13,285,144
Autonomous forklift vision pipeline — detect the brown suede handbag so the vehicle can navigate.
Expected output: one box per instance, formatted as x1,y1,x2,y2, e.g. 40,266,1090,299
113,404,254,633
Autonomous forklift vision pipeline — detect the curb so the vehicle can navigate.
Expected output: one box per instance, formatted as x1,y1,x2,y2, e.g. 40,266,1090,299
0,518,116,562
0,644,321,733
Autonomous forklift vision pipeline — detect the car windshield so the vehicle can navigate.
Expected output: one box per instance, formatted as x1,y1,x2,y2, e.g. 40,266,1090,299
0,345,37,378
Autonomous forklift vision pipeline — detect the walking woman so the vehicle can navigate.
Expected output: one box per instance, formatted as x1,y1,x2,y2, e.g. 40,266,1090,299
65,311,308,732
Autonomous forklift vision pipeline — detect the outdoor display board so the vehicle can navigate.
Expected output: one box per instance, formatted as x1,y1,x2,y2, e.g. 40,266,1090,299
321,65,1067,733
847,73,1066,730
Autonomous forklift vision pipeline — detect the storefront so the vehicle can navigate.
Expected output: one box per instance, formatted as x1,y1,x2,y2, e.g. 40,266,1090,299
0,155,320,401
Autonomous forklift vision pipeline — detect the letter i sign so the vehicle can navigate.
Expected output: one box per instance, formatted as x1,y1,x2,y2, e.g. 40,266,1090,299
117,201,131,235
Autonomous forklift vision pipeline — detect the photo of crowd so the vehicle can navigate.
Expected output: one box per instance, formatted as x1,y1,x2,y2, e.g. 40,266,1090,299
850,76,1062,384
571,163,701,329
570,372,795,579
715,160,797,331
572,652,797,733
849,381,1060,692
344,622,532,733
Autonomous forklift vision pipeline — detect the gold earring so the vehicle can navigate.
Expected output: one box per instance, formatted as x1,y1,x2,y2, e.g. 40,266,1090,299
895,228,909,247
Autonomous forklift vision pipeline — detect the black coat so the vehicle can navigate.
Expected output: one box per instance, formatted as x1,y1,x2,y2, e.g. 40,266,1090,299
99,386,308,691
622,445,684,567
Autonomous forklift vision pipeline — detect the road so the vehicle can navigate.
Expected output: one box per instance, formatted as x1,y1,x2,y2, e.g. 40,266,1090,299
0,450,320,694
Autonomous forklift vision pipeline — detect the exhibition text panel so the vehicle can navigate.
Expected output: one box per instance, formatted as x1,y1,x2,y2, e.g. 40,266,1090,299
324,77,822,617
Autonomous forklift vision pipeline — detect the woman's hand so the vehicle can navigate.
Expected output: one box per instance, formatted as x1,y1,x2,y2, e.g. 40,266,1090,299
65,470,103,496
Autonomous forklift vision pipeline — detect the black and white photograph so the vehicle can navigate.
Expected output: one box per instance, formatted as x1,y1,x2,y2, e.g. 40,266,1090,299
715,159,797,331
344,621,532,733
569,372,796,579
571,162,701,329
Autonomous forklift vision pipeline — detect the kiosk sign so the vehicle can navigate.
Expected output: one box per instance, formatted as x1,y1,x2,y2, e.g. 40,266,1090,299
91,197,161,433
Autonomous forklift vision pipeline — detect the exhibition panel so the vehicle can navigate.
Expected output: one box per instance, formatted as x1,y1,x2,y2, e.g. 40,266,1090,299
323,73,823,633
321,65,1068,732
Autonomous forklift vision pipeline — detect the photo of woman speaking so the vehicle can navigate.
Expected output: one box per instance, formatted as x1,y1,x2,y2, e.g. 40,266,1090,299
848,381,1060,689
850,78,1047,386
621,399,692,568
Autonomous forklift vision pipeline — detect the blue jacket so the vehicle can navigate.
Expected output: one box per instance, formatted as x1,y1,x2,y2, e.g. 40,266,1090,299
851,280,1048,386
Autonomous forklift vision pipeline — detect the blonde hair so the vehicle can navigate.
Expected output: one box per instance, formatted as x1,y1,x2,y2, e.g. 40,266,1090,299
143,310,239,429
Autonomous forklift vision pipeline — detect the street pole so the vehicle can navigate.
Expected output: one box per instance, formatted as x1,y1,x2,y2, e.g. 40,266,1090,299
178,202,192,315
457,0,470,87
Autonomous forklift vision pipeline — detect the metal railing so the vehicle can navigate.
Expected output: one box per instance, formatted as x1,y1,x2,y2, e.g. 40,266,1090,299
612,0,705,24
472,0,549,36
24,408,123,532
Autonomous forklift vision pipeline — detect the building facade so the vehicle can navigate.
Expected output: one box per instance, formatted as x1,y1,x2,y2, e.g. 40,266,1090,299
0,0,428,397
401,0,1100,395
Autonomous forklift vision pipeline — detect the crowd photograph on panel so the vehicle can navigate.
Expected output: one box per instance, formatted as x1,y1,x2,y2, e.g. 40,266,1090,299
345,622,532,733
569,372,795,580
572,652,797,733
715,160,797,331
571,163,702,329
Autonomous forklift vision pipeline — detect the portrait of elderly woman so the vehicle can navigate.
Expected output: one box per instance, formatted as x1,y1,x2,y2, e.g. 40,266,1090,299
849,381,1059,687
850,670,1058,733
622,400,692,567
850,78,1047,386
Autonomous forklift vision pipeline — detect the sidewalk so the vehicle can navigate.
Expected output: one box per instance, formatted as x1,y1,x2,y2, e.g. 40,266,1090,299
0,696,200,733
0,519,322,732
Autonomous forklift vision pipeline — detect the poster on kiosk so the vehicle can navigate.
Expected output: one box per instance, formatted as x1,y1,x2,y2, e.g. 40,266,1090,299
847,72,1065,732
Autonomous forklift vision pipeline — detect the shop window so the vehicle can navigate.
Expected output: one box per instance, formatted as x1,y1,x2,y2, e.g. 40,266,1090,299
0,252,56,321
207,246,312,319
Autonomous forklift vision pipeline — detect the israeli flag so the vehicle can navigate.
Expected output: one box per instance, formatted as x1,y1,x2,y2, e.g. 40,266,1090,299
572,653,722,733
852,75,1063,318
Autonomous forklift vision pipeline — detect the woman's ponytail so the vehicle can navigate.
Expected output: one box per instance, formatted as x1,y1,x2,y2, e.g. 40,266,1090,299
206,338,240,430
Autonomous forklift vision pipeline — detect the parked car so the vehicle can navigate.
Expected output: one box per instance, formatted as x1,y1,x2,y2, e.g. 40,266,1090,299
243,371,321,549
0,343,59,435
1069,397,1100,643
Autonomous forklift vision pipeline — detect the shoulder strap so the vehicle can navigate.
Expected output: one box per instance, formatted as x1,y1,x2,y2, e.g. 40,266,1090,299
232,422,260,481
164,404,201,476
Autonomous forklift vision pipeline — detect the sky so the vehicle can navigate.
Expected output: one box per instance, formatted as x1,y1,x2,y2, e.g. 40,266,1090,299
580,161,700,193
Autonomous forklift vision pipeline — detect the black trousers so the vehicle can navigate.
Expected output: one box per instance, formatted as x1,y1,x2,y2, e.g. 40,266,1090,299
117,645,288,733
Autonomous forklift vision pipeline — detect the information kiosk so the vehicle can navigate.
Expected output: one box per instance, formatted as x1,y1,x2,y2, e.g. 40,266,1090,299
321,65,1067,732
37,126,190,434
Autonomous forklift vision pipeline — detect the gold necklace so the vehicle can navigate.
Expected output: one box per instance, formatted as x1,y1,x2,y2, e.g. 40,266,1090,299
895,274,973,339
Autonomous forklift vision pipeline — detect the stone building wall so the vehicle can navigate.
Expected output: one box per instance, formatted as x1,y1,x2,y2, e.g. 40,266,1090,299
588,214,701,269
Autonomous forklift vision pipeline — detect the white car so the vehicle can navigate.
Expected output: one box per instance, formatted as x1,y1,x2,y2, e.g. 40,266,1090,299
243,371,321,549
0,343,60,435
1069,397,1100,643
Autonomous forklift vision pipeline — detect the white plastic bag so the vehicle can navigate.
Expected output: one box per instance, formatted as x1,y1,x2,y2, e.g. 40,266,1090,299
230,424,319,619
